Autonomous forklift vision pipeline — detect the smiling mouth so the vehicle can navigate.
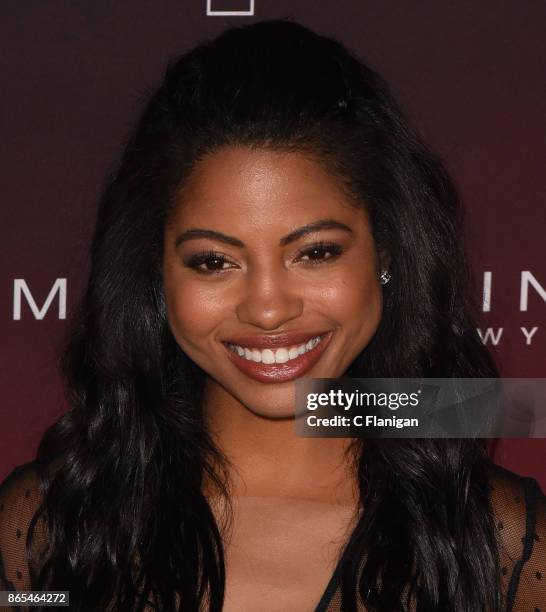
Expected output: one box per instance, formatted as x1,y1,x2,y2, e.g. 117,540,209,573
222,331,333,383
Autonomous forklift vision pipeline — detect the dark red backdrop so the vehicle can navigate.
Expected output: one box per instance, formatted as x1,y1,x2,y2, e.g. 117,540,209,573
1,1,545,485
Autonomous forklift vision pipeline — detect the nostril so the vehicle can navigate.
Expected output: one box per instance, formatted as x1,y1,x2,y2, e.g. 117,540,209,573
235,294,304,329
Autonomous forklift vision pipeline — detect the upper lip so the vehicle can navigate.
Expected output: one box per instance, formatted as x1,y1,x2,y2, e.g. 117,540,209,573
223,330,330,349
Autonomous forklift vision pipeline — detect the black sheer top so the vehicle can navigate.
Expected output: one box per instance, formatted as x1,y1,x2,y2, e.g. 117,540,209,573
0,461,544,611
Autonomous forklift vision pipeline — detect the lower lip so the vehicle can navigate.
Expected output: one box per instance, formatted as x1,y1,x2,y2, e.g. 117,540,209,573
223,331,334,383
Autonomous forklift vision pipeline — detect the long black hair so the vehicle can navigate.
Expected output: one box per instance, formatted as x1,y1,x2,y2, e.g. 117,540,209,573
29,19,500,611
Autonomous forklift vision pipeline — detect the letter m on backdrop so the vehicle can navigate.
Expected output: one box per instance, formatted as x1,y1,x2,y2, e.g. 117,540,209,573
13,278,67,320
206,0,254,16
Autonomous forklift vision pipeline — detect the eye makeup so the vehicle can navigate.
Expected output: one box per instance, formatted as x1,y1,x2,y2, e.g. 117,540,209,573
182,240,346,276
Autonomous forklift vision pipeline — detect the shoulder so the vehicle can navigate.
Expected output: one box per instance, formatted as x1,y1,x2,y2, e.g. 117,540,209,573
485,462,545,611
0,461,43,528
0,461,42,501
486,462,544,540
0,461,43,532
0,461,45,590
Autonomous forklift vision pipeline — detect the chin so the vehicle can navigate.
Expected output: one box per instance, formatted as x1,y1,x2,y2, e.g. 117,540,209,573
239,389,297,420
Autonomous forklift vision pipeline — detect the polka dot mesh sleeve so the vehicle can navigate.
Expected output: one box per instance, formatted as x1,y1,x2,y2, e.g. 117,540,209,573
489,465,546,612
0,463,47,593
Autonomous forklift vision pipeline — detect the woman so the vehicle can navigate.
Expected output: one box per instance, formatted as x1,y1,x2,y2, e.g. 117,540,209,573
0,19,544,612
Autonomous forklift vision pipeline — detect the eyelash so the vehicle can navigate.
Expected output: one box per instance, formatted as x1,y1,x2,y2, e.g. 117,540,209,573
184,242,344,275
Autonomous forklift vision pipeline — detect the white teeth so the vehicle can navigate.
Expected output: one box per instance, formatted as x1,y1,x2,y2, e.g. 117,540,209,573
262,349,275,364
228,335,325,364
288,347,299,360
275,348,289,363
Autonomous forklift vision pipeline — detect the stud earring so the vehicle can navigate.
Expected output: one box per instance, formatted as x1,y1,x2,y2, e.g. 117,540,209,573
379,270,391,285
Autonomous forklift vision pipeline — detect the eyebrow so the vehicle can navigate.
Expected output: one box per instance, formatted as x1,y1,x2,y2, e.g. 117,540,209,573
174,219,353,249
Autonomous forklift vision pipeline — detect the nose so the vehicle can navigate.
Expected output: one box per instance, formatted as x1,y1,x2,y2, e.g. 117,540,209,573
236,265,304,330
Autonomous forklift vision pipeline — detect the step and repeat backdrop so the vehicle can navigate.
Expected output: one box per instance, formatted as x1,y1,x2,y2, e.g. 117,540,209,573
1,1,545,485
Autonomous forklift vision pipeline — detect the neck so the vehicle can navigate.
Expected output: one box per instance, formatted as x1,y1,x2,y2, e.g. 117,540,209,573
202,378,359,506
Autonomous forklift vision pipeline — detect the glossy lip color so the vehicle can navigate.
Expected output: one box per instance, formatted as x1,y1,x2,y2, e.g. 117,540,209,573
222,331,334,383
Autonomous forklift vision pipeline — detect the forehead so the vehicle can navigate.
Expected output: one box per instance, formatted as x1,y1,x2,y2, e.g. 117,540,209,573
169,146,366,233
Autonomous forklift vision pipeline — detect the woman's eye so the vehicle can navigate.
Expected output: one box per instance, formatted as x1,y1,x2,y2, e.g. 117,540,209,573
297,242,343,265
185,251,237,274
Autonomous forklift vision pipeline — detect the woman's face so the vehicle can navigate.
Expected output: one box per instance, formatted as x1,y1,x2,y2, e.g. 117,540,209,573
163,146,384,418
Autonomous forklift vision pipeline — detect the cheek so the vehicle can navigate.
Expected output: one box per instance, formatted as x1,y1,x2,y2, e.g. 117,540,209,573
317,265,383,337
164,280,229,349
322,262,382,310
345,274,382,319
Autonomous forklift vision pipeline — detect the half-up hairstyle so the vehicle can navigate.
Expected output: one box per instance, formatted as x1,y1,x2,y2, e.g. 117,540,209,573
29,19,500,611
